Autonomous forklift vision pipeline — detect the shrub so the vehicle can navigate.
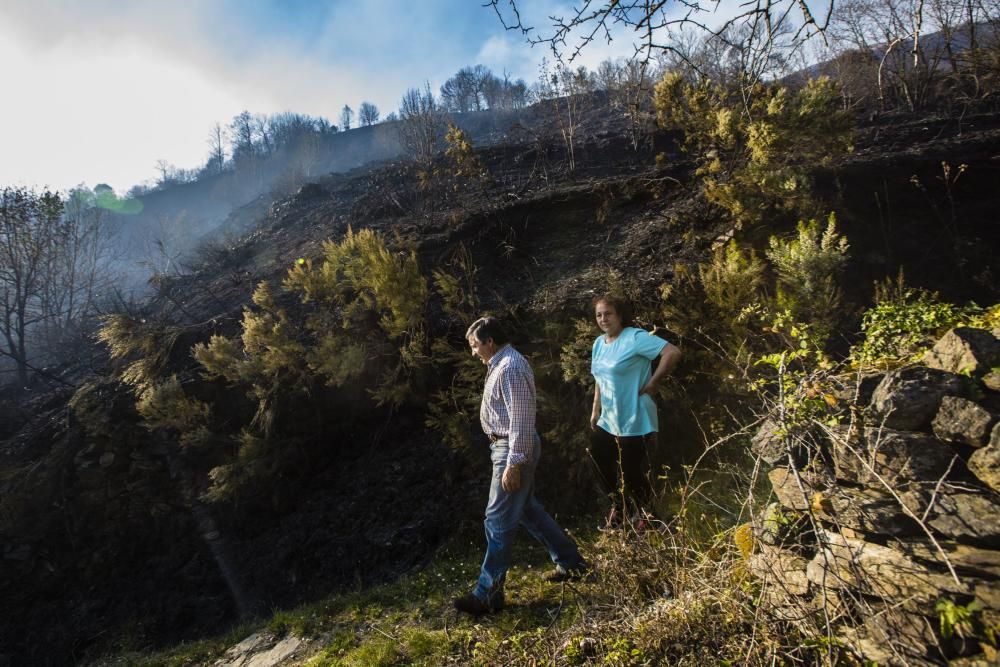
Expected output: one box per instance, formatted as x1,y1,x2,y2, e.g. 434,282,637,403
135,376,212,448
423,249,486,454
655,74,853,226
765,213,850,339
189,227,430,500
443,124,486,181
854,287,996,365
97,314,181,392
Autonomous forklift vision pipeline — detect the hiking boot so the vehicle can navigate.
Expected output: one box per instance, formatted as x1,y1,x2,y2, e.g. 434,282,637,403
543,562,592,583
453,592,503,615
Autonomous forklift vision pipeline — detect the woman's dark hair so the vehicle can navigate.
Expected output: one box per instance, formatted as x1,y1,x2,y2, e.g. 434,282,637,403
592,294,634,327
466,316,510,345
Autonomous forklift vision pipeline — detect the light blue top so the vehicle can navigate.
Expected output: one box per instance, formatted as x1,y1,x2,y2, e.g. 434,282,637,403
592,327,668,436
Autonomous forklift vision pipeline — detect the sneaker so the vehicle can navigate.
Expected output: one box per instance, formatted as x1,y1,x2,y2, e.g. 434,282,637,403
543,562,592,583
453,591,503,615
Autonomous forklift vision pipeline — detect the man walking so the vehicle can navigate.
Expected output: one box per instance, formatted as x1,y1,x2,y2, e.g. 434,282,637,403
454,317,588,615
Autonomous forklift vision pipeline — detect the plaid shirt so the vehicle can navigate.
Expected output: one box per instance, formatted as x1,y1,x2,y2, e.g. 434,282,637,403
480,344,535,466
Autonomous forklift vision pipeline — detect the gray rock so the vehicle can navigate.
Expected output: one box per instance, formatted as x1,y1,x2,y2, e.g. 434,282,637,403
831,372,885,406
769,464,919,537
932,396,997,447
806,530,971,602
869,366,966,430
923,327,1000,377
887,538,1000,579
832,427,955,488
983,370,1000,393
214,633,305,667
751,419,787,465
747,544,810,596
758,502,790,545
968,423,1000,492
768,466,830,512
839,606,940,667
820,486,920,537
901,486,1000,547
976,582,1000,611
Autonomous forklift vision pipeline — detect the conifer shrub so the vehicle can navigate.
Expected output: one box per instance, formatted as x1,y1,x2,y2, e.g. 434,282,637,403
134,376,212,448
661,240,767,355
443,124,485,181
654,74,852,226
424,249,488,455
765,213,850,339
95,314,214,447
188,227,430,500
97,314,182,392
416,124,489,194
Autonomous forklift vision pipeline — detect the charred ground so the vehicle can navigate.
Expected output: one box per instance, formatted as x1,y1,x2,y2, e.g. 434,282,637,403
1,105,999,666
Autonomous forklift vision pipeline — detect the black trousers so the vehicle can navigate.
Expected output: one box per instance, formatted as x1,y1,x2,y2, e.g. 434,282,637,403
588,426,654,515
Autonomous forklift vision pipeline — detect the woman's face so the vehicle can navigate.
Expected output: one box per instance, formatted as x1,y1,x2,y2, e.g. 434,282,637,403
595,301,623,336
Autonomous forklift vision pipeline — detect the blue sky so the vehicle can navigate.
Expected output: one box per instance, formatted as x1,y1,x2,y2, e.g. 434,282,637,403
0,1,640,194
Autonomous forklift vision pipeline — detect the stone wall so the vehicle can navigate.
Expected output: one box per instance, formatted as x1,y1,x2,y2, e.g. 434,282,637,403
750,327,1000,666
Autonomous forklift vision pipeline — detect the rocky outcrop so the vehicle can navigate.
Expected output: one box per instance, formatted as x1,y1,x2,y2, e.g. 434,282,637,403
932,396,998,447
750,326,1000,666
868,366,966,430
830,425,955,487
968,424,1000,493
923,327,1000,377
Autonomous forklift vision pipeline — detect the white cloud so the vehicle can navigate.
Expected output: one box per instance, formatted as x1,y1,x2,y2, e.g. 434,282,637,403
0,1,410,192
0,27,259,193
474,34,540,81
0,0,751,193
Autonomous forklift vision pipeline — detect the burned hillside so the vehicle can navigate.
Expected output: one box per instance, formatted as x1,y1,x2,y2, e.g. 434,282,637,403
2,96,1000,665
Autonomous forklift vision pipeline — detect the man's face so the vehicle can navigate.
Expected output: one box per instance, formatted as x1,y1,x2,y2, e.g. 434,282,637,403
468,334,496,365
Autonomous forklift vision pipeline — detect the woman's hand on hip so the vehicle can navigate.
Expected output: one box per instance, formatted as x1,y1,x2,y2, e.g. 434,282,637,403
639,380,658,397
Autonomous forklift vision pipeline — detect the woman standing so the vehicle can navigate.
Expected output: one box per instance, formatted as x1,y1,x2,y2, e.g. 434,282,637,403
589,295,681,528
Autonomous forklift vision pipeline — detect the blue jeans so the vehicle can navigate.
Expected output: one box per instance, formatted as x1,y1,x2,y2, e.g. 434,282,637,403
474,435,584,602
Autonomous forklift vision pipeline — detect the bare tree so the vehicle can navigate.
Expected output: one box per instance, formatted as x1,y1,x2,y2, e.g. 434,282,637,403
827,0,973,111
0,187,64,386
441,67,481,112
340,105,354,131
537,62,595,171
253,113,274,156
206,122,227,175
141,212,188,278
154,159,173,186
229,110,256,164
37,185,118,359
487,0,834,66
398,83,448,164
358,101,380,126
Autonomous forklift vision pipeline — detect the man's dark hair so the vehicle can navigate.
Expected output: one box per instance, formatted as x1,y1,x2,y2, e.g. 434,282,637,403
466,316,510,345
592,294,634,327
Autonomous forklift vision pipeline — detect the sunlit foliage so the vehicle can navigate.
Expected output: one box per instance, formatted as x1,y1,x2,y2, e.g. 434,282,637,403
655,75,853,226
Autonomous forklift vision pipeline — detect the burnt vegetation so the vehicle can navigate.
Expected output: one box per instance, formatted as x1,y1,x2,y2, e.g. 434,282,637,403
2,3,1000,664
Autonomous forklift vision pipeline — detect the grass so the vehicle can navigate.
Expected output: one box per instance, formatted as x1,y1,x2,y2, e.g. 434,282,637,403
101,472,819,666
124,517,606,666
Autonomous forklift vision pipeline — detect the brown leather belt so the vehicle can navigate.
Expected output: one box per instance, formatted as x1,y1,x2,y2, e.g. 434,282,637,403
488,433,507,442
